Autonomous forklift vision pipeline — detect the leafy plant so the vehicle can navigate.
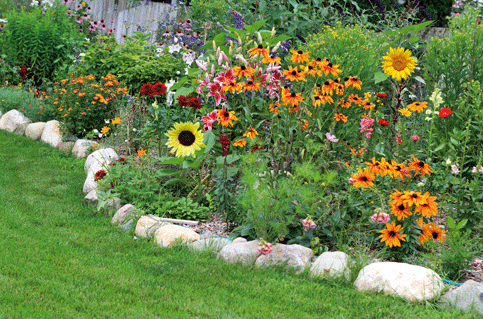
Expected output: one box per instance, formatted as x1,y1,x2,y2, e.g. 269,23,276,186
161,197,211,221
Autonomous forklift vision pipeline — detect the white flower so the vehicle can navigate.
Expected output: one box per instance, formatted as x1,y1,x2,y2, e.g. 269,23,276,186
182,52,195,66
132,128,137,132
104,119,109,124
98,133,103,138
166,91,175,106
445,158,452,165
417,182,425,187
168,43,182,54
165,79,176,91
93,129,99,133
79,53,86,57
425,117,432,121
451,164,460,174
0,19,7,23
425,109,432,115
429,88,444,108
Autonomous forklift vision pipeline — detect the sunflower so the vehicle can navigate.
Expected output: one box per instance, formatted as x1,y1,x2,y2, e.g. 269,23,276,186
407,101,428,113
427,223,446,243
390,201,412,221
217,109,238,127
351,168,375,187
379,222,407,248
382,47,416,81
409,155,432,177
247,44,269,59
290,49,311,64
165,122,206,157
243,128,258,139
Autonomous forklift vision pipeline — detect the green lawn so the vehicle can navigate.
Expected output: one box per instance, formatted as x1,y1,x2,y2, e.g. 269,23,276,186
0,129,477,318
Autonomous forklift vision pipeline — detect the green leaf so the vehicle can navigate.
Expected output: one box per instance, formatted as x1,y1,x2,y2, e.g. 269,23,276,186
155,169,181,177
456,219,468,231
157,156,184,165
374,71,389,84
414,76,426,84
447,216,456,230
216,154,240,165
433,143,446,152
203,130,215,154
407,36,419,44
213,32,227,45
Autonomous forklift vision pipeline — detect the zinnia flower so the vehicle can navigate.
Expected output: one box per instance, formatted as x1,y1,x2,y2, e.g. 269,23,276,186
438,107,454,118
177,95,189,107
140,83,153,96
378,119,390,126
165,122,206,157
382,47,417,81
94,170,107,181
188,97,202,110
411,135,419,141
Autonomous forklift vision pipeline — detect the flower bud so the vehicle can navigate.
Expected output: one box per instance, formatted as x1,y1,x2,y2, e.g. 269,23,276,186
212,40,216,52
257,32,262,44
272,41,281,52
271,27,276,38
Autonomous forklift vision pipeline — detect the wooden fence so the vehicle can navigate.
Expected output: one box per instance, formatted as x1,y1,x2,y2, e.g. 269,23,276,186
64,0,180,44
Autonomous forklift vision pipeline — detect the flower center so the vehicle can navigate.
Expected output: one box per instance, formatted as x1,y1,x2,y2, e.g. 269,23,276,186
389,231,396,237
361,176,368,182
178,130,195,146
418,161,425,167
432,232,439,239
398,204,405,211
392,57,407,71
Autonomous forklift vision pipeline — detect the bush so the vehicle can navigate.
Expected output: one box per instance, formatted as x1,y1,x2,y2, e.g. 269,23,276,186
2,3,83,85
79,36,186,95
48,74,128,137
0,85,55,122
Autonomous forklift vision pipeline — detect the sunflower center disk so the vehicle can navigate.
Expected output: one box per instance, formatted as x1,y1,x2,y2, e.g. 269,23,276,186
392,58,407,71
178,130,196,146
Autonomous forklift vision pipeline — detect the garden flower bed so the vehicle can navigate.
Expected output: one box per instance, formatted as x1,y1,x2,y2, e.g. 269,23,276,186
1,0,483,315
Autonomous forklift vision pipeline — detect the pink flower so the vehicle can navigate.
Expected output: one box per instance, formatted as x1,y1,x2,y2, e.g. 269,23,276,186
475,259,483,265
207,82,226,106
395,134,403,145
359,117,375,139
201,110,218,131
451,164,460,174
411,135,419,141
371,212,390,224
302,218,317,231
325,132,339,143
348,178,356,184
258,243,273,255
472,166,478,173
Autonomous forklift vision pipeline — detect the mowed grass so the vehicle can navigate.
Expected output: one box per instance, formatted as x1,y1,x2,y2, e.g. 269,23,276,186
0,129,477,319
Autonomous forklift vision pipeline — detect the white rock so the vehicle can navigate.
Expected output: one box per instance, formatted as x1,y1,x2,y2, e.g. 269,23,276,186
255,244,313,271
83,171,97,194
134,216,170,238
84,189,98,204
188,238,233,252
354,262,444,302
154,224,200,247
218,240,261,266
440,280,483,315
25,122,46,140
310,251,351,280
111,204,134,225
72,139,97,158
106,197,121,213
232,237,247,244
40,120,62,148
84,148,118,175
0,109,31,134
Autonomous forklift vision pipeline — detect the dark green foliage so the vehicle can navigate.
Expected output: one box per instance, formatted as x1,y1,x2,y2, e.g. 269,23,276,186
2,5,83,85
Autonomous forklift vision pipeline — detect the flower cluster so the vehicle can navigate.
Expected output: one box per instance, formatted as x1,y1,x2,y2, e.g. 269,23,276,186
176,95,203,110
140,82,167,97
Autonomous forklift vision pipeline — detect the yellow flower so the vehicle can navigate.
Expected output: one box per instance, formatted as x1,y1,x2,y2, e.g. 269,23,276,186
243,128,258,139
111,117,121,125
101,126,110,134
398,108,412,117
165,122,206,157
382,47,416,81
233,139,247,147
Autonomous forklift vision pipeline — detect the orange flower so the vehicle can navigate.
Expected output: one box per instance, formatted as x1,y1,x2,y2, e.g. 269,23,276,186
379,222,407,248
351,167,375,187
348,94,364,106
233,139,247,147
243,128,258,139
137,149,146,157
111,117,121,125
344,76,362,90
282,92,304,106
290,49,310,64
247,45,269,59
269,103,280,114
223,81,242,93
407,101,428,113
282,66,306,82
242,81,261,92
320,61,342,77
233,65,255,79
217,109,238,127
298,119,309,130
334,113,348,123
78,92,86,97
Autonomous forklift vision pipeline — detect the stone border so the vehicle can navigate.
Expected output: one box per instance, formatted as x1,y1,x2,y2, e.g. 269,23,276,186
1,109,481,315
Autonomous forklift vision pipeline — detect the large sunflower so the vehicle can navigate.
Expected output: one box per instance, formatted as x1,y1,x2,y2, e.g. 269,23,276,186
379,222,407,248
165,122,206,157
382,47,416,81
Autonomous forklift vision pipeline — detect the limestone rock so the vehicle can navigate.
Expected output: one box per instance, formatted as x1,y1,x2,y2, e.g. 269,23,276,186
72,139,97,158
310,251,351,280
255,243,313,271
154,224,200,247
218,240,261,266
83,171,97,194
56,141,74,153
354,262,444,302
111,204,134,226
84,148,118,175
0,109,31,134
106,197,121,213
41,120,62,148
134,216,170,238
84,189,98,205
188,238,232,253
440,280,483,315
232,237,247,244
25,122,46,140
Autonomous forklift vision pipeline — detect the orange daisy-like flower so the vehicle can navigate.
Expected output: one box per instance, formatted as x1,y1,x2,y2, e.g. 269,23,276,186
388,160,409,182
303,65,321,77
269,103,280,113
242,81,261,92
351,168,375,187
428,223,446,243
416,218,433,245
223,81,242,93
137,148,146,157
414,192,438,217
217,109,238,127
334,113,348,123
321,80,335,95
363,101,375,110
309,57,328,68
320,61,343,77
390,201,412,221
312,95,323,107
338,99,351,109
243,128,258,139
247,45,269,59
282,92,304,106
298,119,309,130
233,65,256,79
364,157,390,177
401,191,428,208
334,79,344,95
233,139,247,147
379,222,407,248
344,76,362,90
290,49,311,64
390,189,405,205
347,94,364,106
261,55,281,64
407,101,428,113
283,66,306,82
409,155,432,177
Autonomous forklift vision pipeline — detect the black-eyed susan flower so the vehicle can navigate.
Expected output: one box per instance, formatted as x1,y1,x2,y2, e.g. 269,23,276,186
217,109,238,127
401,191,428,208
290,49,310,64
382,47,416,81
350,168,375,187
334,113,348,123
399,108,412,117
242,81,261,92
407,101,428,113
261,54,281,64
165,121,206,157
321,80,335,95
414,192,438,217
348,94,364,106
233,139,247,147
298,119,309,130
344,76,362,90
363,101,375,110
409,155,432,177
247,44,269,59
282,92,304,106
282,66,306,82
379,222,407,248
416,218,432,245
222,81,242,93
269,103,280,113
233,65,256,79
338,99,351,108
390,201,412,221
320,61,342,77
243,128,258,139
428,223,446,243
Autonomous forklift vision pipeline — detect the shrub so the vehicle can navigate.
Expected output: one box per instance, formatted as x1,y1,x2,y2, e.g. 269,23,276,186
2,3,83,85
0,85,55,122
48,74,128,137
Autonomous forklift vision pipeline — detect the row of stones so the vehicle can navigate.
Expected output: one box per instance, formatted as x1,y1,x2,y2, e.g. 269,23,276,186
2,108,481,314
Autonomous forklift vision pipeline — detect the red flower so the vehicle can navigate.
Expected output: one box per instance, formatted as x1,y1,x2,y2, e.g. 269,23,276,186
439,108,454,118
140,83,153,96
411,135,419,141
378,119,390,126
150,82,167,96
18,65,28,78
188,97,202,110
177,95,189,107
376,93,387,98
218,133,230,156
94,170,107,181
